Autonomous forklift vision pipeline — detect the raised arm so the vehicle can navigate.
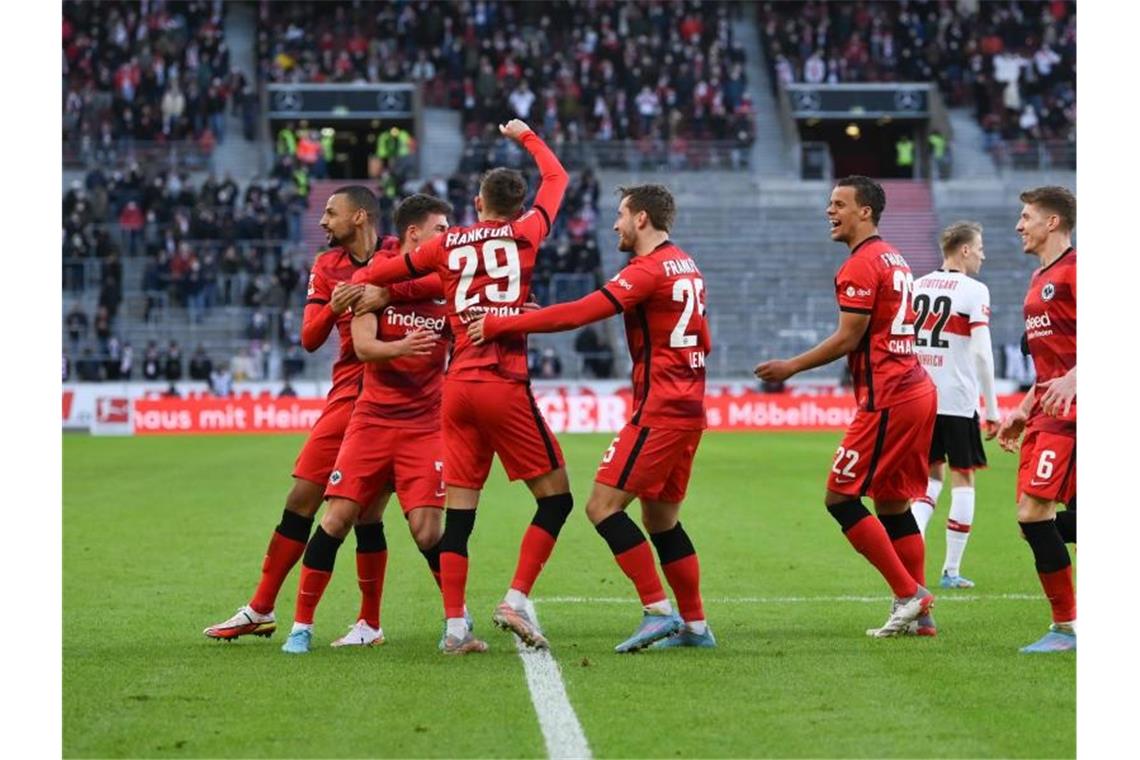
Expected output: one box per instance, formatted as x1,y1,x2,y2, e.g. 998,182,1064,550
500,120,569,242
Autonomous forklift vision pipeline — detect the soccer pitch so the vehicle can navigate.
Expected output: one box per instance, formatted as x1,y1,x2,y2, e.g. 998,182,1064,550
63,432,1074,758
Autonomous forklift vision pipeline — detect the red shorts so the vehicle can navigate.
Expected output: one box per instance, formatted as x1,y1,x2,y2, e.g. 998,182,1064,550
1017,420,1076,504
441,379,565,489
596,424,702,502
292,396,355,485
323,414,445,513
828,388,936,501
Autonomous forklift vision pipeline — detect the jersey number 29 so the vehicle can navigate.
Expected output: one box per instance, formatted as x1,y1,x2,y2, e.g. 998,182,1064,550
449,239,521,310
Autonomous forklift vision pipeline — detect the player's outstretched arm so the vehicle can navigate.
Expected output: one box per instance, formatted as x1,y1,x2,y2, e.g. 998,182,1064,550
351,313,435,362
755,311,869,382
301,281,362,351
468,289,620,345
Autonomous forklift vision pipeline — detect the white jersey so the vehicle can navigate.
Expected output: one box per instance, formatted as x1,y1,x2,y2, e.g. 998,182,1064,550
912,269,995,418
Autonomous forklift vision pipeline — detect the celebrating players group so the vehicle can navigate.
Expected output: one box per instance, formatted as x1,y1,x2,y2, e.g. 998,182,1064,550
204,119,1076,656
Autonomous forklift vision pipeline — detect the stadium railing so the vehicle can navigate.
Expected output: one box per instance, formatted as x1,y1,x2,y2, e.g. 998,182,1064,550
466,138,754,172
63,139,216,172
989,139,1076,173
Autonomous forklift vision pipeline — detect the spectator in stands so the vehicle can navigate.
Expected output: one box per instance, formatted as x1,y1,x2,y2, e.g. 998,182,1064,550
120,341,134,380
119,201,144,257
574,326,614,378
231,347,258,381
536,347,563,379
278,381,298,398
283,344,305,380
63,354,71,383
164,341,184,382
210,365,234,397
66,304,88,347
189,345,214,382
93,306,112,353
104,336,122,381
142,341,162,381
76,348,103,382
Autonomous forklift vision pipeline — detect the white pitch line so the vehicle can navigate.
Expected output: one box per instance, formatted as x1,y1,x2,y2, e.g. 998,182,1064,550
514,600,592,760
535,594,1041,604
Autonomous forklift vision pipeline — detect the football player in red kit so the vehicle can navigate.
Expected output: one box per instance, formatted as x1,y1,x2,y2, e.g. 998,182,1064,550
281,194,454,653
756,176,938,638
468,184,714,652
353,120,571,654
996,186,1077,654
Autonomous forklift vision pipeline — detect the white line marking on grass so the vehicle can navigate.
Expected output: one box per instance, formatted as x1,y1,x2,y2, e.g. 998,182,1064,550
536,594,1041,604
514,600,592,759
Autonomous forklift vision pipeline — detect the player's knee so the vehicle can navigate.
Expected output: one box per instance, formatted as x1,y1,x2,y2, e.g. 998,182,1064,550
408,510,443,550
320,501,357,538
532,492,573,538
285,480,323,517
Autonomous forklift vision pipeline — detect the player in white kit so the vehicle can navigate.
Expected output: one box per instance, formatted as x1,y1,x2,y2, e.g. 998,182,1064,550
911,222,1000,588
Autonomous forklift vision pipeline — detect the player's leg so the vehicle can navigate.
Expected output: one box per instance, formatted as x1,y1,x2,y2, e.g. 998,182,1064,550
1016,425,1076,652
642,498,715,649
1056,495,1076,544
912,415,947,537
437,380,491,654
941,467,976,587
204,399,351,639
283,496,362,653
494,384,573,609
332,492,390,647
587,480,681,652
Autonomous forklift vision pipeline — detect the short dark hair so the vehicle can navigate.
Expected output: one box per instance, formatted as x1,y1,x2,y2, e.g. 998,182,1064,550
940,221,983,256
835,175,886,225
617,184,676,232
331,185,380,220
1019,186,1076,232
479,168,527,217
393,194,453,243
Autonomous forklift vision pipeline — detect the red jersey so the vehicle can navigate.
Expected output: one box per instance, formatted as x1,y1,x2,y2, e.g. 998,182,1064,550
1024,247,1076,427
480,240,711,431
354,130,568,383
302,237,429,403
834,235,933,411
304,246,373,403
356,294,450,429
600,242,710,429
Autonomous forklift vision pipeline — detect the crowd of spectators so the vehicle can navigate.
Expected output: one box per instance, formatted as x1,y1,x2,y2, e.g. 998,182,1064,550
63,1,254,163
259,0,756,151
759,1,1076,152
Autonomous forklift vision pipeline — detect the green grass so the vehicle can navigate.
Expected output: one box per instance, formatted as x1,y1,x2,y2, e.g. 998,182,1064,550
63,432,1074,758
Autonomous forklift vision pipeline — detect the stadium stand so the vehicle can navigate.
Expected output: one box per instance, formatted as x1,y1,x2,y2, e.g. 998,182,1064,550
62,1,244,170
758,0,1076,169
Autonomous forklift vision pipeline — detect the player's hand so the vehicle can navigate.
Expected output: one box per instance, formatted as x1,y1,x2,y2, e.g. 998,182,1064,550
982,419,1000,440
499,119,532,142
996,409,1028,453
467,314,488,345
1038,370,1076,417
354,284,390,314
393,329,436,357
521,300,541,313
330,282,364,315
754,359,795,383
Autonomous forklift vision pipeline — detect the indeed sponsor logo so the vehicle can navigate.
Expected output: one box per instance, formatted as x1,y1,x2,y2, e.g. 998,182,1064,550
1025,313,1052,331
387,310,446,332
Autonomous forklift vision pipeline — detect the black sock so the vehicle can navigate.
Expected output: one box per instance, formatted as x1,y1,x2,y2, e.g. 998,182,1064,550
594,511,647,556
354,522,387,553
440,509,476,557
1055,510,1077,544
277,509,314,542
826,499,872,533
1019,520,1071,573
302,525,345,572
649,522,696,563
420,539,442,573
531,492,574,538
879,510,920,540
